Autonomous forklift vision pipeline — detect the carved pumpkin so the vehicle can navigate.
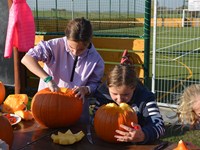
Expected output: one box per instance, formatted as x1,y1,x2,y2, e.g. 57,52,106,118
31,88,83,128
1,94,28,113
94,103,138,143
0,81,6,104
14,110,33,120
0,114,14,148
173,140,189,150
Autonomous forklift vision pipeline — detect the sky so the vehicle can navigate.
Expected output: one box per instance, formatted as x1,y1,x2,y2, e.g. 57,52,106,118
26,0,185,12
158,0,185,9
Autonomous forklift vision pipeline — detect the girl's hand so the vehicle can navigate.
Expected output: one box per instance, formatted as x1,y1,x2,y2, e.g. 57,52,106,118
47,80,59,92
114,122,145,143
72,86,89,101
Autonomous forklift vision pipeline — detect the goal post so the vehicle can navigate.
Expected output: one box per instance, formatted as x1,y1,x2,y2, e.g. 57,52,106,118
182,9,187,27
182,9,200,27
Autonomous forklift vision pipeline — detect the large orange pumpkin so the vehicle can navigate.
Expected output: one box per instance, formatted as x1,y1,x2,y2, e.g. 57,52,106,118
0,81,6,104
94,103,138,143
31,88,83,128
1,94,28,113
0,114,14,148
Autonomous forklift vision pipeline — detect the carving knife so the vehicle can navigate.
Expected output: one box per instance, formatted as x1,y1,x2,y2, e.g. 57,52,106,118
86,124,93,144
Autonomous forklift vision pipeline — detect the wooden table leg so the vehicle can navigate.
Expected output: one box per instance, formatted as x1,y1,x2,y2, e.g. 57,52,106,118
13,48,26,94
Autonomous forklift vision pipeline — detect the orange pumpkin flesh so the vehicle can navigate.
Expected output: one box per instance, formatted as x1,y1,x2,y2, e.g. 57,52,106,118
0,114,14,148
1,94,28,113
94,103,138,143
14,110,33,120
0,81,6,105
173,140,189,150
31,88,83,128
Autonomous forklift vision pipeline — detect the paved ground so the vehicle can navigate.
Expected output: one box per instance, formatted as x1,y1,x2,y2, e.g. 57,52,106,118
159,106,178,124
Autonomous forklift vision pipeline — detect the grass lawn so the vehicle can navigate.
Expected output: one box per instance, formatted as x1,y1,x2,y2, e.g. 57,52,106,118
161,123,200,147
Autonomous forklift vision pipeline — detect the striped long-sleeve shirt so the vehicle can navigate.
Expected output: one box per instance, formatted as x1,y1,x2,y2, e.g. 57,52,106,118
93,82,165,144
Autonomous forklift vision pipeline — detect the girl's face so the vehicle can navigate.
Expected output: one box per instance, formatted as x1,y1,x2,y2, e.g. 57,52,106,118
67,40,89,56
108,85,134,105
193,96,200,120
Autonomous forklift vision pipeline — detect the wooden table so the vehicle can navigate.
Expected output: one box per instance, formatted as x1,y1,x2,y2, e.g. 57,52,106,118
11,119,176,150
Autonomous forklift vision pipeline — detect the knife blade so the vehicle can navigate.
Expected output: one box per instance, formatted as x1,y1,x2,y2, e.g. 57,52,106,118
154,141,168,150
87,124,94,144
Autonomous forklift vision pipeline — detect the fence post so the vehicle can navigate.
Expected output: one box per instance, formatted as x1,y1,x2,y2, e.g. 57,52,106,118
144,0,151,87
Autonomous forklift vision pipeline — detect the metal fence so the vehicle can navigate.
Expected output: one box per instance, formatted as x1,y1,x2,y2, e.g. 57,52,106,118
26,0,146,37
152,0,200,107
26,0,153,86
25,0,200,107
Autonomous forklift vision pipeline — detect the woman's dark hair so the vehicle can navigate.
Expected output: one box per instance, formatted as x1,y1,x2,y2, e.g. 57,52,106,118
65,17,92,45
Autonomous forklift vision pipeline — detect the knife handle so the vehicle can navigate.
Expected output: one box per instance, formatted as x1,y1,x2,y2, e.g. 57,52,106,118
132,125,140,130
87,132,91,136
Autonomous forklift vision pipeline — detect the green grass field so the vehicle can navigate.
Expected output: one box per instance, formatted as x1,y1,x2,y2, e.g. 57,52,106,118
161,124,200,147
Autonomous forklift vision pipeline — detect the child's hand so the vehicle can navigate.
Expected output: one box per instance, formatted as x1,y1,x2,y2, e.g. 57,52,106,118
47,80,59,92
114,122,145,143
72,86,89,101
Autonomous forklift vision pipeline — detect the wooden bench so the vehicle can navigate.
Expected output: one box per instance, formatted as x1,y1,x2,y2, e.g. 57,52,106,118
92,37,144,82
25,35,144,89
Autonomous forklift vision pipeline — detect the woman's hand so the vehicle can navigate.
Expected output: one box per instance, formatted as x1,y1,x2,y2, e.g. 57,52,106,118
114,122,145,143
72,86,89,100
47,80,59,92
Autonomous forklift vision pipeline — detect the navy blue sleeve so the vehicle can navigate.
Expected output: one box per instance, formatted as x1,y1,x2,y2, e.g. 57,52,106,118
139,101,165,144
132,84,165,144
92,83,113,115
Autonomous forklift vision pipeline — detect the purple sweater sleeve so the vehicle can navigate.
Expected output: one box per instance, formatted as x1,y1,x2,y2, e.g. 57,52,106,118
26,37,105,93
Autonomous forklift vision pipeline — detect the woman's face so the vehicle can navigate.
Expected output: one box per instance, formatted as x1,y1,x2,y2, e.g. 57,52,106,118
108,85,134,105
67,40,89,56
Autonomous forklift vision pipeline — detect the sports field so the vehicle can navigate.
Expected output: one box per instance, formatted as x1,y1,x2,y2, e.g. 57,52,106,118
151,26,200,104
33,10,200,106
96,26,200,105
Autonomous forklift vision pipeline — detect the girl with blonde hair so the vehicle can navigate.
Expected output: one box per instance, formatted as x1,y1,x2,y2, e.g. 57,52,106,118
177,84,200,128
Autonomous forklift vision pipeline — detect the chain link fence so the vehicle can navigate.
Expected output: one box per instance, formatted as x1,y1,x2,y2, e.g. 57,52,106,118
26,0,145,37
152,0,200,107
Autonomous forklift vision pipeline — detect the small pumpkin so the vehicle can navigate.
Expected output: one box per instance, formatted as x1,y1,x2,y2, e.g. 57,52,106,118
14,110,33,120
0,114,14,148
94,103,138,143
173,140,189,150
0,81,6,104
31,88,83,128
1,94,28,113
